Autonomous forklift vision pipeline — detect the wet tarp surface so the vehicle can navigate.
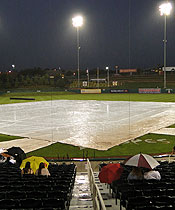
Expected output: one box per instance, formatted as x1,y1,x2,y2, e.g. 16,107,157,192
0,100,175,150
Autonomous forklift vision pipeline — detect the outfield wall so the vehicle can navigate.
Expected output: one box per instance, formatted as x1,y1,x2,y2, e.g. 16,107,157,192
78,88,175,94
0,88,174,94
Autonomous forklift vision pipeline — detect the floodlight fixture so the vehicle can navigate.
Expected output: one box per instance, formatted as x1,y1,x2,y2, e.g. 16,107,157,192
72,15,84,88
106,66,109,87
159,2,172,88
159,2,172,16
72,15,83,28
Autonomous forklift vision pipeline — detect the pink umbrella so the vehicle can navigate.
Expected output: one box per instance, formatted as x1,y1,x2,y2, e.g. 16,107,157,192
125,153,159,169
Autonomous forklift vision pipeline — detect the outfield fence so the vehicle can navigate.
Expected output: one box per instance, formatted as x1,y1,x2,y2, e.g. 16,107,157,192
0,87,174,94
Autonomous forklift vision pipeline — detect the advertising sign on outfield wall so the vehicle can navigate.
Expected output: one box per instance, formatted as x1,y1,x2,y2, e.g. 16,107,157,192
119,69,137,73
110,89,128,93
139,88,161,94
81,89,101,94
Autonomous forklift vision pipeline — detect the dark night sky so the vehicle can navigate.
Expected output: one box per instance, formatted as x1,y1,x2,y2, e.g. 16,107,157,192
0,0,174,71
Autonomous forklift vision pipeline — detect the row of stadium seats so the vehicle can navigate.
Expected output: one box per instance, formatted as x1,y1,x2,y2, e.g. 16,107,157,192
0,162,76,209
111,161,175,209
0,198,66,210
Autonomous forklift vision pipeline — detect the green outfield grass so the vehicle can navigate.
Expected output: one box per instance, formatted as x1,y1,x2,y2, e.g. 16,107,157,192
0,134,23,142
1,92,175,104
0,132,174,158
1,91,175,158
168,124,175,128
26,133,174,158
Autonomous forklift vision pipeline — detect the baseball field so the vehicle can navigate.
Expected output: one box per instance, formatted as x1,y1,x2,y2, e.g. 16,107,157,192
0,91,175,158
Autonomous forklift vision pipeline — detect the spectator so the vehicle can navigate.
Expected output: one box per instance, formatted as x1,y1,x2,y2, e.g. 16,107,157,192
144,169,161,180
99,162,107,171
171,146,175,156
21,161,34,175
127,167,143,180
0,154,7,163
35,162,50,176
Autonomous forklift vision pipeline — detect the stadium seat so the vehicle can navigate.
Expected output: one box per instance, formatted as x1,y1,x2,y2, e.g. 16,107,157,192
47,190,68,201
19,198,42,208
6,191,26,199
26,191,47,199
0,193,5,200
0,162,76,209
42,198,66,209
153,195,174,207
125,195,153,210
0,199,19,209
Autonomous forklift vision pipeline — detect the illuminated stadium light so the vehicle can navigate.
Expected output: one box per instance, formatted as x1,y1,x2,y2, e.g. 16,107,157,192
159,2,172,88
72,15,84,88
159,2,172,16
72,15,83,28
106,66,109,87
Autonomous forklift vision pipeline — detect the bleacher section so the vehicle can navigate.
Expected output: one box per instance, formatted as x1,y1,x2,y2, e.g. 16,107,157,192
0,162,76,209
111,161,175,210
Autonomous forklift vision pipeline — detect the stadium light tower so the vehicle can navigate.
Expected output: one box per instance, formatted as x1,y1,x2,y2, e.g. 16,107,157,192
106,66,109,87
159,2,172,89
72,15,83,88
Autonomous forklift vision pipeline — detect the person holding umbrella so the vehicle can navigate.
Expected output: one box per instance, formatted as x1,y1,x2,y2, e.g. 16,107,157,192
21,162,34,175
20,156,49,174
171,146,175,156
144,169,161,180
35,162,50,176
127,167,143,181
125,153,160,180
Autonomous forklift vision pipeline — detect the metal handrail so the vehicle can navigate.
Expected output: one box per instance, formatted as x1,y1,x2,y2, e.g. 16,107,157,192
87,158,106,210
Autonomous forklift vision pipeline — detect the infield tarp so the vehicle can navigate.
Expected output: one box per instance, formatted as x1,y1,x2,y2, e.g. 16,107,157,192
0,100,175,150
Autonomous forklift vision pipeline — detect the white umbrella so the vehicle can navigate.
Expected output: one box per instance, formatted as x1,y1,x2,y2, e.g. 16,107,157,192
0,148,7,153
125,153,160,169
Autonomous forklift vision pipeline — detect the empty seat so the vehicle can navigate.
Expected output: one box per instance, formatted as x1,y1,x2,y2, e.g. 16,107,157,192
0,199,19,209
47,190,68,201
42,198,66,209
19,198,42,208
153,196,174,207
6,191,26,199
26,191,47,199
166,189,175,196
34,184,52,192
0,193,5,200
126,196,153,210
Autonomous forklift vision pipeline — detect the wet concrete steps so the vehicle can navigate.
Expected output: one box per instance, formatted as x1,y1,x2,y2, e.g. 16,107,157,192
70,171,122,210
69,172,93,209
94,172,123,210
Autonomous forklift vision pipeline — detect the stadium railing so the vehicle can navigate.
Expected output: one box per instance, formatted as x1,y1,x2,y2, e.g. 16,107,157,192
87,158,106,210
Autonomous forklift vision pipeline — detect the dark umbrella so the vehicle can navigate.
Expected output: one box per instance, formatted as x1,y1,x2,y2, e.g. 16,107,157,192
6,147,26,166
7,147,25,156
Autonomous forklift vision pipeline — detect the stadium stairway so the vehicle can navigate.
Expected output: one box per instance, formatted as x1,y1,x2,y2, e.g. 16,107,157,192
69,172,93,209
93,172,123,210
70,171,123,210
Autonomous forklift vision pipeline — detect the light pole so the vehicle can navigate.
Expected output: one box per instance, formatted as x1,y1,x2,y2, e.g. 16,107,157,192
11,64,15,72
86,68,89,87
106,66,109,87
159,2,172,89
97,67,99,89
72,15,83,88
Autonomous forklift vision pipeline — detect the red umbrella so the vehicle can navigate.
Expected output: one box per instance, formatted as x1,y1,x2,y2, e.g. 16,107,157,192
98,163,123,184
